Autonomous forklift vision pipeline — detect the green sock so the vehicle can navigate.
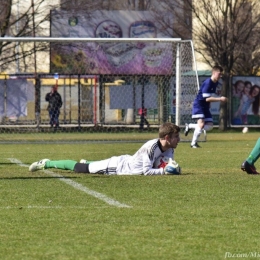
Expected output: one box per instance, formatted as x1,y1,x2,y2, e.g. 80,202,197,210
45,160,77,171
247,138,260,165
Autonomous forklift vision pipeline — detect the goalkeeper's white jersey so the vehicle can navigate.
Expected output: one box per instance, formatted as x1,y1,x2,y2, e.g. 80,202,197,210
89,138,174,175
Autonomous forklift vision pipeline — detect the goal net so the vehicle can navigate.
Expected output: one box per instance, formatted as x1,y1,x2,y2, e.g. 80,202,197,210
0,37,199,143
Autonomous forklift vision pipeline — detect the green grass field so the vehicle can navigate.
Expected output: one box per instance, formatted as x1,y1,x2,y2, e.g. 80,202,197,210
0,131,260,260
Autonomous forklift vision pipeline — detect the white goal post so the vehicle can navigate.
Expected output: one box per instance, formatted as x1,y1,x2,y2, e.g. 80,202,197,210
0,37,199,142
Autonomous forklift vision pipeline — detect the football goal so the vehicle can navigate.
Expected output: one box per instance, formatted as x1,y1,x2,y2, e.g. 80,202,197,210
0,37,199,143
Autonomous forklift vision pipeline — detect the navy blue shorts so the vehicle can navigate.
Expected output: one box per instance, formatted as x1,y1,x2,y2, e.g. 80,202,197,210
192,102,213,123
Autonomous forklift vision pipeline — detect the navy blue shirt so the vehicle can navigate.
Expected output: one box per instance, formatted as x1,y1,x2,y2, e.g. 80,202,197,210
194,78,219,109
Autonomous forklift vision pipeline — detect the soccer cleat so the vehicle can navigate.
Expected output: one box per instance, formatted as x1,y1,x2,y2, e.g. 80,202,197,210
80,159,88,164
190,142,201,148
241,160,259,174
29,159,50,172
184,123,190,136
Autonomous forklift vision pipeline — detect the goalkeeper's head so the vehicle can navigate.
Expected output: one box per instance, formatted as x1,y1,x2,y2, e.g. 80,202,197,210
159,123,180,138
159,123,180,150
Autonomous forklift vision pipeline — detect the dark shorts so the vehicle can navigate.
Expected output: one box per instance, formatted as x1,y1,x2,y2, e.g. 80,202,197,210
192,102,213,122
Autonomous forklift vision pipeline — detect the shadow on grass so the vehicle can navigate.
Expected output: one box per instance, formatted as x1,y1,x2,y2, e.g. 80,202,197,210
0,162,27,165
0,176,80,180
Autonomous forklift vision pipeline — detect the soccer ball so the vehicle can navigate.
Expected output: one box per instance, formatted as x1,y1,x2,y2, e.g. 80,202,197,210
153,156,170,169
242,127,248,133
164,158,181,175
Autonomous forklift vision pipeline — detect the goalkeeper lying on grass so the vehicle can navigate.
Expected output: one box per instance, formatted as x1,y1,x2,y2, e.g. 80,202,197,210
29,123,181,175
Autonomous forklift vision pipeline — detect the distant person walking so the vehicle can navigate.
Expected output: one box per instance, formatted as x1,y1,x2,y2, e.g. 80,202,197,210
45,86,63,128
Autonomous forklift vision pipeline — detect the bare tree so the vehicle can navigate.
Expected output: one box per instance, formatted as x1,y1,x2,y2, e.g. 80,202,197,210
0,0,12,66
154,0,260,130
0,0,60,73
0,0,12,37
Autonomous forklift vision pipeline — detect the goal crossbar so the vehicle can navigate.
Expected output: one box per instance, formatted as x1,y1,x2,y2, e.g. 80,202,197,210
0,37,182,43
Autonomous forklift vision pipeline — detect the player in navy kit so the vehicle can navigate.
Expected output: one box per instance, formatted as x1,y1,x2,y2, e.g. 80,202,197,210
29,123,181,175
184,65,228,148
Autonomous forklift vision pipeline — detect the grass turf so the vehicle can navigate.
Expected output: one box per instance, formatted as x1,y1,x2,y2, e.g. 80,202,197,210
0,131,259,260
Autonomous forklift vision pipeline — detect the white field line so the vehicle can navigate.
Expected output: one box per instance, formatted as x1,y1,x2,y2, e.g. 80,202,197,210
8,158,132,208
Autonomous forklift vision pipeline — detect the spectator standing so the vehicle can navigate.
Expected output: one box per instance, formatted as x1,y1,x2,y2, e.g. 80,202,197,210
138,108,150,129
45,86,63,128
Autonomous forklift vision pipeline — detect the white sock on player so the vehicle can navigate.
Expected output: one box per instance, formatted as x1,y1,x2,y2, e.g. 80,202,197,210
188,123,197,129
191,126,203,145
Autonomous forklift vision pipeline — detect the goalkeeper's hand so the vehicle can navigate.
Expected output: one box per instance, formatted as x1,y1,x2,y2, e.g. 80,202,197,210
164,158,181,175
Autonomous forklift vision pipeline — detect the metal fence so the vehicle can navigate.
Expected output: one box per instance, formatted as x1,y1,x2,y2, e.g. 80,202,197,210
0,74,176,130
